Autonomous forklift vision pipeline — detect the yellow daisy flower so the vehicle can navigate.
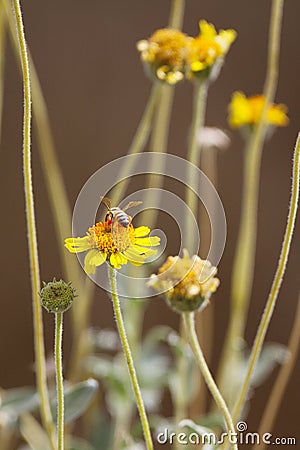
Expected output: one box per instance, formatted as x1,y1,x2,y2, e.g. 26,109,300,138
148,249,220,313
65,220,160,274
188,20,236,77
228,91,289,128
137,28,191,84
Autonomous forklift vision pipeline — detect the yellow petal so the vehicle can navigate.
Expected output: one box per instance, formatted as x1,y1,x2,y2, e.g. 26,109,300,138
123,248,146,264
134,236,160,247
65,236,91,253
199,20,217,38
84,249,100,274
110,252,128,269
133,245,157,257
267,104,289,126
216,29,237,53
228,91,252,128
134,226,151,237
89,251,107,267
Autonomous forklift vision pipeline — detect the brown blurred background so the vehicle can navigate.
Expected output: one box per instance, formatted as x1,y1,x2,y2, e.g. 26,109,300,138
1,0,299,447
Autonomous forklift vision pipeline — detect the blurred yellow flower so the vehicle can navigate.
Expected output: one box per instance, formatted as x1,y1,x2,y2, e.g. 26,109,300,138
228,91,289,128
188,20,236,77
137,28,191,84
65,220,160,274
148,249,220,312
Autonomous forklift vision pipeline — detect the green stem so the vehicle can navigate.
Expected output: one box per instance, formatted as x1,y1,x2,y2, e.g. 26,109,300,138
254,295,300,450
11,1,56,448
2,0,92,383
112,83,161,207
55,313,64,450
217,0,285,402
185,79,208,253
140,0,186,228
232,132,300,423
140,82,174,227
168,0,185,29
108,266,153,450
183,313,237,450
0,6,5,146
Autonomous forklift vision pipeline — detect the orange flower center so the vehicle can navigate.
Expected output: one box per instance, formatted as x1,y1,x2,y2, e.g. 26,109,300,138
87,221,135,254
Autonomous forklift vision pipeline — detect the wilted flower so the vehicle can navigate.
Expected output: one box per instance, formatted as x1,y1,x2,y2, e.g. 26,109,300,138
148,249,220,313
228,91,289,129
137,28,190,84
65,220,160,274
187,20,236,80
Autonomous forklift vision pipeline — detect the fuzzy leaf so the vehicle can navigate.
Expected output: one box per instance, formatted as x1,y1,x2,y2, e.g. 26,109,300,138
20,414,51,450
1,387,39,416
52,379,98,425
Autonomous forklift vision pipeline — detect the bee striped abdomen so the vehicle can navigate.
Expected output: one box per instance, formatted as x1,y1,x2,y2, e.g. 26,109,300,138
111,207,130,227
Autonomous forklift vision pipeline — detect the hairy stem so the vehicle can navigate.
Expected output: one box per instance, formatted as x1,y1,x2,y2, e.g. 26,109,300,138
55,313,64,450
232,132,300,423
183,312,237,450
218,0,285,403
108,266,153,450
254,296,300,450
3,0,92,383
11,1,56,448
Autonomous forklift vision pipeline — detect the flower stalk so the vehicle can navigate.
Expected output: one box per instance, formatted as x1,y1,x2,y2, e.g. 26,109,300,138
108,266,153,450
232,132,300,423
55,313,64,450
218,0,285,402
254,296,300,450
185,79,208,253
183,312,237,450
11,0,56,448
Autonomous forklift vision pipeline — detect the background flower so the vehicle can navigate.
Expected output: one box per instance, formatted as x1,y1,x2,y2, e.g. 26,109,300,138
228,91,289,128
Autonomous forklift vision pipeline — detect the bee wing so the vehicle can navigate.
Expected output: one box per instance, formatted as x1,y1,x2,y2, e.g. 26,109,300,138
99,196,112,210
122,201,143,212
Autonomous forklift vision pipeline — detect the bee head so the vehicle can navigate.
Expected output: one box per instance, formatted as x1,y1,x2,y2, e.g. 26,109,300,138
105,212,113,225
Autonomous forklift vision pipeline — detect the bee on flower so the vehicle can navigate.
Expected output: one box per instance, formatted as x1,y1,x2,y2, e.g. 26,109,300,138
65,198,160,274
187,20,237,80
148,249,220,313
228,91,289,129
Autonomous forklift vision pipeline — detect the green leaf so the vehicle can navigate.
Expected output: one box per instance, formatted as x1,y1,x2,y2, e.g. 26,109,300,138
0,387,39,416
250,342,289,387
20,413,51,450
179,418,217,438
67,435,96,450
52,379,98,425
197,412,224,429
88,328,119,352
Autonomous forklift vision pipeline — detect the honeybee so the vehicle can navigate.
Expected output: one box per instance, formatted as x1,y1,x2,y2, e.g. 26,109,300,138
100,196,143,228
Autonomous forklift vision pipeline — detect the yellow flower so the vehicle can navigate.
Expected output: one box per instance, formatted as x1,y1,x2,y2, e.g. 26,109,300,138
137,28,191,84
228,91,289,128
148,249,220,313
188,20,236,77
65,220,160,274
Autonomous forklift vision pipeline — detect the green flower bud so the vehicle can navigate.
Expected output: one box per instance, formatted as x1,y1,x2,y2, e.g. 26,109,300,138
39,278,76,313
